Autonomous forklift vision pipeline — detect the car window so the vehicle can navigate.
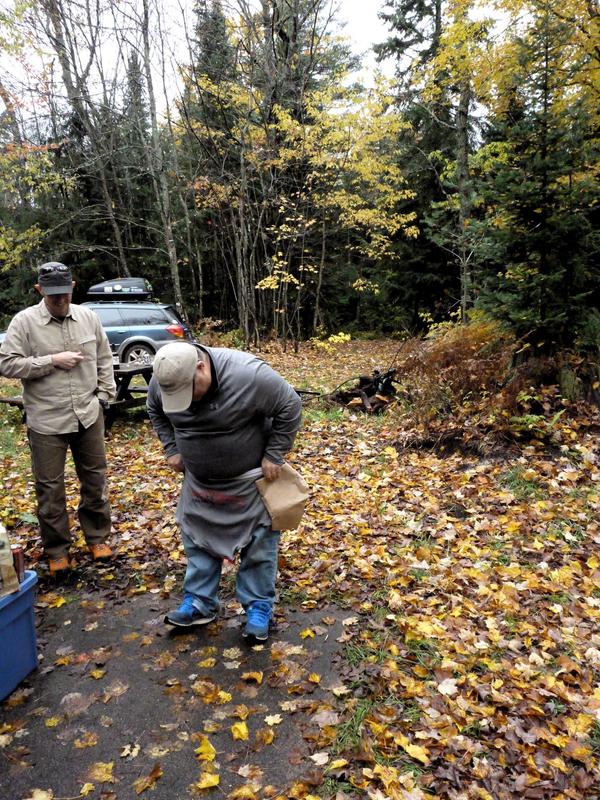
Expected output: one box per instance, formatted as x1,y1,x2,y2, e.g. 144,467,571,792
120,308,169,326
163,305,185,324
94,307,125,326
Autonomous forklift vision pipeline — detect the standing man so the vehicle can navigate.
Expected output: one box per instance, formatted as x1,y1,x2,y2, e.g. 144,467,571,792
147,341,301,641
0,262,116,576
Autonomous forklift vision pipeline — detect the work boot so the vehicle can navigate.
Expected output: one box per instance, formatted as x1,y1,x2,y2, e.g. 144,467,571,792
48,555,72,577
89,543,113,561
164,595,217,628
242,601,272,641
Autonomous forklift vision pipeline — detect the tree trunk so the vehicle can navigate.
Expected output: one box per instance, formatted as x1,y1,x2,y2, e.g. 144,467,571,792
41,0,131,277
456,76,472,322
141,0,185,318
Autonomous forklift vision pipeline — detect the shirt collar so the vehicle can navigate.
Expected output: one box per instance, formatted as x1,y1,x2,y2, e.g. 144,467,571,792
37,299,78,325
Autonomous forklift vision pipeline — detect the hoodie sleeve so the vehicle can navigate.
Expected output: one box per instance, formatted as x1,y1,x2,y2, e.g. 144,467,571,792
253,361,302,465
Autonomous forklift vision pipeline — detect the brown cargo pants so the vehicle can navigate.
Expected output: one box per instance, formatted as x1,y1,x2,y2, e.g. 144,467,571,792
27,413,111,559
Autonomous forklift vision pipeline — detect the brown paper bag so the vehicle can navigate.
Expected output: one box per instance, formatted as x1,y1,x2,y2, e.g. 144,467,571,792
0,524,19,598
256,463,309,531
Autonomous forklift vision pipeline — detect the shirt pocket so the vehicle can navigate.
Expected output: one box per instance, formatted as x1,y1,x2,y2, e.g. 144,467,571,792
79,335,97,359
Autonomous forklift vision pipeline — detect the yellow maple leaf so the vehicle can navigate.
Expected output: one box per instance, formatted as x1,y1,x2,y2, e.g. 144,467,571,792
80,784,95,796
194,772,220,790
90,669,105,680
565,714,594,737
394,734,430,765
195,736,216,762
228,787,258,799
74,732,98,748
44,717,61,728
329,758,349,770
564,739,592,762
217,690,232,704
300,628,315,639
255,727,275,745
88,761,115,783
404,743,430,765
231,721,249,741
241,671,263,684
308,673,321,684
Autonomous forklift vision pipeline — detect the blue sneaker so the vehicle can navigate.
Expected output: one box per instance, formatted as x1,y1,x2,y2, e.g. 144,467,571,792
164,595,216,628
243,601,272,641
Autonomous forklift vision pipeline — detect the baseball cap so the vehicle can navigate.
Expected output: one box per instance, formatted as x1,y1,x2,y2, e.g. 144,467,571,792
37,262,73,295
153,342,199,412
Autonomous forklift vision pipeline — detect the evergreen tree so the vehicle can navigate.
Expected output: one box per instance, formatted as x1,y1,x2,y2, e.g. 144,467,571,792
375,0,457,329
476,6,600,352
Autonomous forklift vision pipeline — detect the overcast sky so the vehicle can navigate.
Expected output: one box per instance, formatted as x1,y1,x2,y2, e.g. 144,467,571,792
335,0,395,79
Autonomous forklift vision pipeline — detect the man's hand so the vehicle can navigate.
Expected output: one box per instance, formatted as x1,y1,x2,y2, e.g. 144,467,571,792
166,454,185,473
261,457,282,482
52,351,84,370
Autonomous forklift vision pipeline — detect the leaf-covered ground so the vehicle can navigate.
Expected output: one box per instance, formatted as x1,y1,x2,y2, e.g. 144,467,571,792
1,340,599,800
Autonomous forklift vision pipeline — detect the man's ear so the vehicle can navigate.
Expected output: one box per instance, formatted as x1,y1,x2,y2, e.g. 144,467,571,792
35,284,42,296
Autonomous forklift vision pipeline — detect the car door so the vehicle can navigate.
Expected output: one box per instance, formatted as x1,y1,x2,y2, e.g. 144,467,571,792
93,306,129,363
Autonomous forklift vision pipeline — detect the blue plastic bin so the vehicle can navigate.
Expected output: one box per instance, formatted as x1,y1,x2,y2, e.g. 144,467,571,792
0,570,38,700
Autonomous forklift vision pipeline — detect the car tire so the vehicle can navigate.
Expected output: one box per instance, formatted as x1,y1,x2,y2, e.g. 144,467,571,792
122,342,155,364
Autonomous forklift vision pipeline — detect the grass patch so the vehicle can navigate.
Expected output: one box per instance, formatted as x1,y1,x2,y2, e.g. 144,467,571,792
588,721,600,755
335,698,374,751
302,406,345,424
545,519,586,545
278,585,310,605
499,466,545,500
0,404,24,457
547,592,571,605
545,699,567,716
319,778,356,798
384,695,421,724
404,639,441,669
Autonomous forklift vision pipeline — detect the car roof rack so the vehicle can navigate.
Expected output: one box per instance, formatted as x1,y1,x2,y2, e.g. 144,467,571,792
86,278,153,301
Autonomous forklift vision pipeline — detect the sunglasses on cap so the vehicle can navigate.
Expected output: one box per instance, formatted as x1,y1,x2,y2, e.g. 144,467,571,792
39,264,70,276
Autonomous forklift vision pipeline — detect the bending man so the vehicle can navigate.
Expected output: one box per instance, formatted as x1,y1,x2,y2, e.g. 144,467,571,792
147,341,301,641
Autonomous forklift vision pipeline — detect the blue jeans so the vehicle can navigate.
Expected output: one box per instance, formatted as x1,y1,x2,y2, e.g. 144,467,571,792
182,525,279,615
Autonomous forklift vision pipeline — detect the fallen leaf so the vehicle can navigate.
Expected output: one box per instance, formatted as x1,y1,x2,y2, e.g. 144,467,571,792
74,732,98,749
231,721,249,741
241,671,263,684
193,772,220,790
133,762,163,795
88,761,115,783
437,678,459,696
195,736,216,762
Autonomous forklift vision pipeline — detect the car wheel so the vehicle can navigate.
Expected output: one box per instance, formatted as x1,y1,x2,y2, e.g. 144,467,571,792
122,343,155,364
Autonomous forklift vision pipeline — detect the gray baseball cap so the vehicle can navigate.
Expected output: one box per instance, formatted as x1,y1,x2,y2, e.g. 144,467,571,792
38,262,73,295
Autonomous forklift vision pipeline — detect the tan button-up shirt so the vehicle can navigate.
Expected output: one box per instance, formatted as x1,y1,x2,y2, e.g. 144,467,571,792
0,300,116,435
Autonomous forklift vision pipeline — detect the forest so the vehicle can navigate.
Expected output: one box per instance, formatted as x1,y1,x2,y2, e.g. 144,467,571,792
0,0,598,361
1,4,600,798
